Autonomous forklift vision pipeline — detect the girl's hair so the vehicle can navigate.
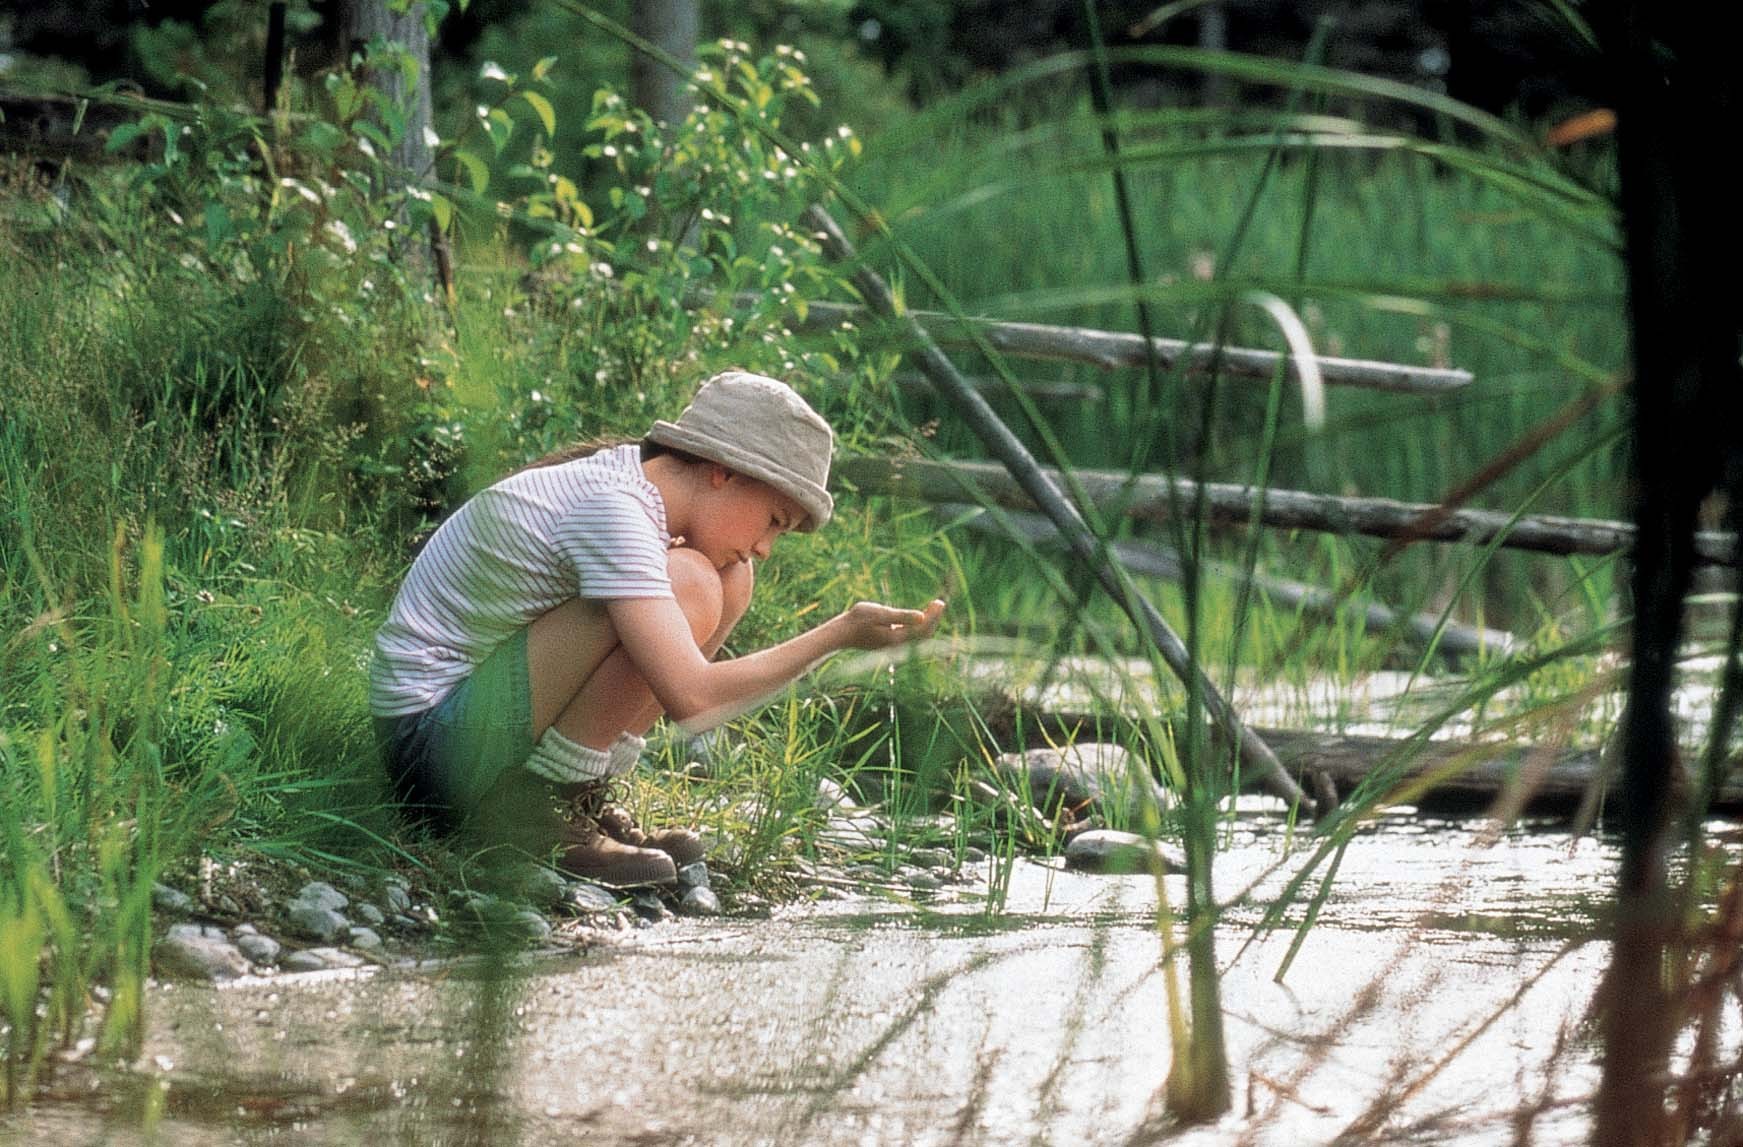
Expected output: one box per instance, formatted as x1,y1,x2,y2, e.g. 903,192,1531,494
511,437,710,477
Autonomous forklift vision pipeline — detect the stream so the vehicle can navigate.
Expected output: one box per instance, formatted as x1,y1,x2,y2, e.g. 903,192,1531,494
7,807,1680,1146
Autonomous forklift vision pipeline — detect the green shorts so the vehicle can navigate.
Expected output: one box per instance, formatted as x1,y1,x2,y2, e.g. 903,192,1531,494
374,627,535,829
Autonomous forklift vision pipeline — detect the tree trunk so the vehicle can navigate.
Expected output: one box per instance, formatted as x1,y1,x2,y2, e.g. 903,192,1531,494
630,0,699,129
339,0,436,276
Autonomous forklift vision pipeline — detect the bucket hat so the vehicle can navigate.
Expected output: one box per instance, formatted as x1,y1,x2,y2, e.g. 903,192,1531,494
646,371,835,531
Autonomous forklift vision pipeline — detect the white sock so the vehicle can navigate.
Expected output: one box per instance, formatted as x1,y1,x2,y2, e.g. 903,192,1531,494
523,728,614,784
607,732,646,776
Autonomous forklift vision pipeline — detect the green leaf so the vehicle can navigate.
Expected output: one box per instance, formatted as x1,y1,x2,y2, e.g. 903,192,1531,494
452,149,490,194
532,56,558,82
485,107,514,155
520,90,556,136
430,192,453,232
105,122,143,154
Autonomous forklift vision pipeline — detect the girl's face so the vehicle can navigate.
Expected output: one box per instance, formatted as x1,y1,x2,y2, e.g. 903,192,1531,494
688,466,805,570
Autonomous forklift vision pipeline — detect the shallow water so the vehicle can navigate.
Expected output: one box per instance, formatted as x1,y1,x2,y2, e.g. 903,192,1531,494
6,812,1686,1146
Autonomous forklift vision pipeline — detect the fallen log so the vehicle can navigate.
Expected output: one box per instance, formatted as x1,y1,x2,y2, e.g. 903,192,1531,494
839,455,1741,568
978,702,1743,818
941,502,1516,662
893,372,1104,405
788,298,1472,396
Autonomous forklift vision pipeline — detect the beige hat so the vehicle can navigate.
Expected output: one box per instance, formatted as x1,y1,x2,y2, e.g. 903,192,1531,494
646,370,835,531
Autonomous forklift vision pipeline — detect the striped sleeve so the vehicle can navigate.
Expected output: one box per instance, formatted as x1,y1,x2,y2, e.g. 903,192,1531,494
552,488,675,599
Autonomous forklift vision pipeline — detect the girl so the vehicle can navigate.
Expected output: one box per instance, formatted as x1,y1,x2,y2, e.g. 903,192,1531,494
371,370,945,885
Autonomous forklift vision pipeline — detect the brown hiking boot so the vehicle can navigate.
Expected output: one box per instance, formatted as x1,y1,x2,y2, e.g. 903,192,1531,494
563,782,706,867
477,766,677,887
554,816,677,887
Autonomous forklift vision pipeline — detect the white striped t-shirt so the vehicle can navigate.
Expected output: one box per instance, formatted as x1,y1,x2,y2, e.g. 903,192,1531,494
370,443,675,716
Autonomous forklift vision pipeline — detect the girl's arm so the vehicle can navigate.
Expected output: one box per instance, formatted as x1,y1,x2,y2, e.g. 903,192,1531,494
607,590,944,734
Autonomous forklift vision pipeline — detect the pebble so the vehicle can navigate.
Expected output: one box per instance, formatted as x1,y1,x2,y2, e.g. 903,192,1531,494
1063,829,1176,874
347,926,384,952
904,872,943,892
282,947,366,973
389,914,420,932
154,924,252,982
569,884,622,914
286,902,350,944
961,846,989,865
231,923,258,937
294,882,349,913
814,777,856,812
516,866,572,911
629,890,672,922
675,861,710,890
907,848,953,870
382,884,413,914
353,903,386,926
511,911,553,944
151,883,194,915
678,886,721,916
235,933,282,967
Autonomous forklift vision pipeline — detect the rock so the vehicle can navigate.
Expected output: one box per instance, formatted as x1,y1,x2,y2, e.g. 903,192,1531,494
682,761,711,781
511,911,553,944
282,947,366,973
515,866,571,911
568,884,622,914
678,886,721,916
820,814,885,849
814,777,856,812
231,923,257,937
904,871,943,892
151,883,194,915
294,882,349,913
353,903,385,927
347,926,384,952
154,924,252,982
235,933,282,966
285,902,349,944
381,884,412,914
962,846,989,865
1063,829,1177,875
675,862,710,890
629,890,672,922
990,744,1170,822
389,914,420,932
907,848,953,870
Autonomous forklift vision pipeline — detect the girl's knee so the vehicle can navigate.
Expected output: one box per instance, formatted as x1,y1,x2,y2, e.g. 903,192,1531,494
718,557,755,627
666,547,724,644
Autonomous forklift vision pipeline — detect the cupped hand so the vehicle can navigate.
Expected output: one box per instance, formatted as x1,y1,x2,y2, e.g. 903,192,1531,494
839,598,946,650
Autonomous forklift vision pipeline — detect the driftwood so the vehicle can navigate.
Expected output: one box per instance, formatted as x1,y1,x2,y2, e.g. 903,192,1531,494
979,702,1743,817
942,502,1516,662
892,372,1104,405
804,202,1316,815
839,455,1742,568
789,298,1473,396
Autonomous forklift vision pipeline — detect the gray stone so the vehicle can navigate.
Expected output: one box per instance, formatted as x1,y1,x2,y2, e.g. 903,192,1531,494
991,744,1170,822
678,886,721,916
962,846,989,864
286,902,349,943
568,884,621,914
381,884,412,914
347,926,384,952
154,924,252,982
151,883,194,915
352,902,385,927
629,890,672,922
282,947,366,973
235,933,282,966
675,862,710,890
907,848,953,870
511,911,553,944
294,881,349,912
389,914,420,931
516,865,571,911
1063,829,1177,875
904,871,943,891
230,922,258,937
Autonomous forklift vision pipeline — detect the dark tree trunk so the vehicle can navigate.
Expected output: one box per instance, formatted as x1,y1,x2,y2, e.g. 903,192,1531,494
630,0,699,129
338,0,437,279
1594,5,1743,1144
